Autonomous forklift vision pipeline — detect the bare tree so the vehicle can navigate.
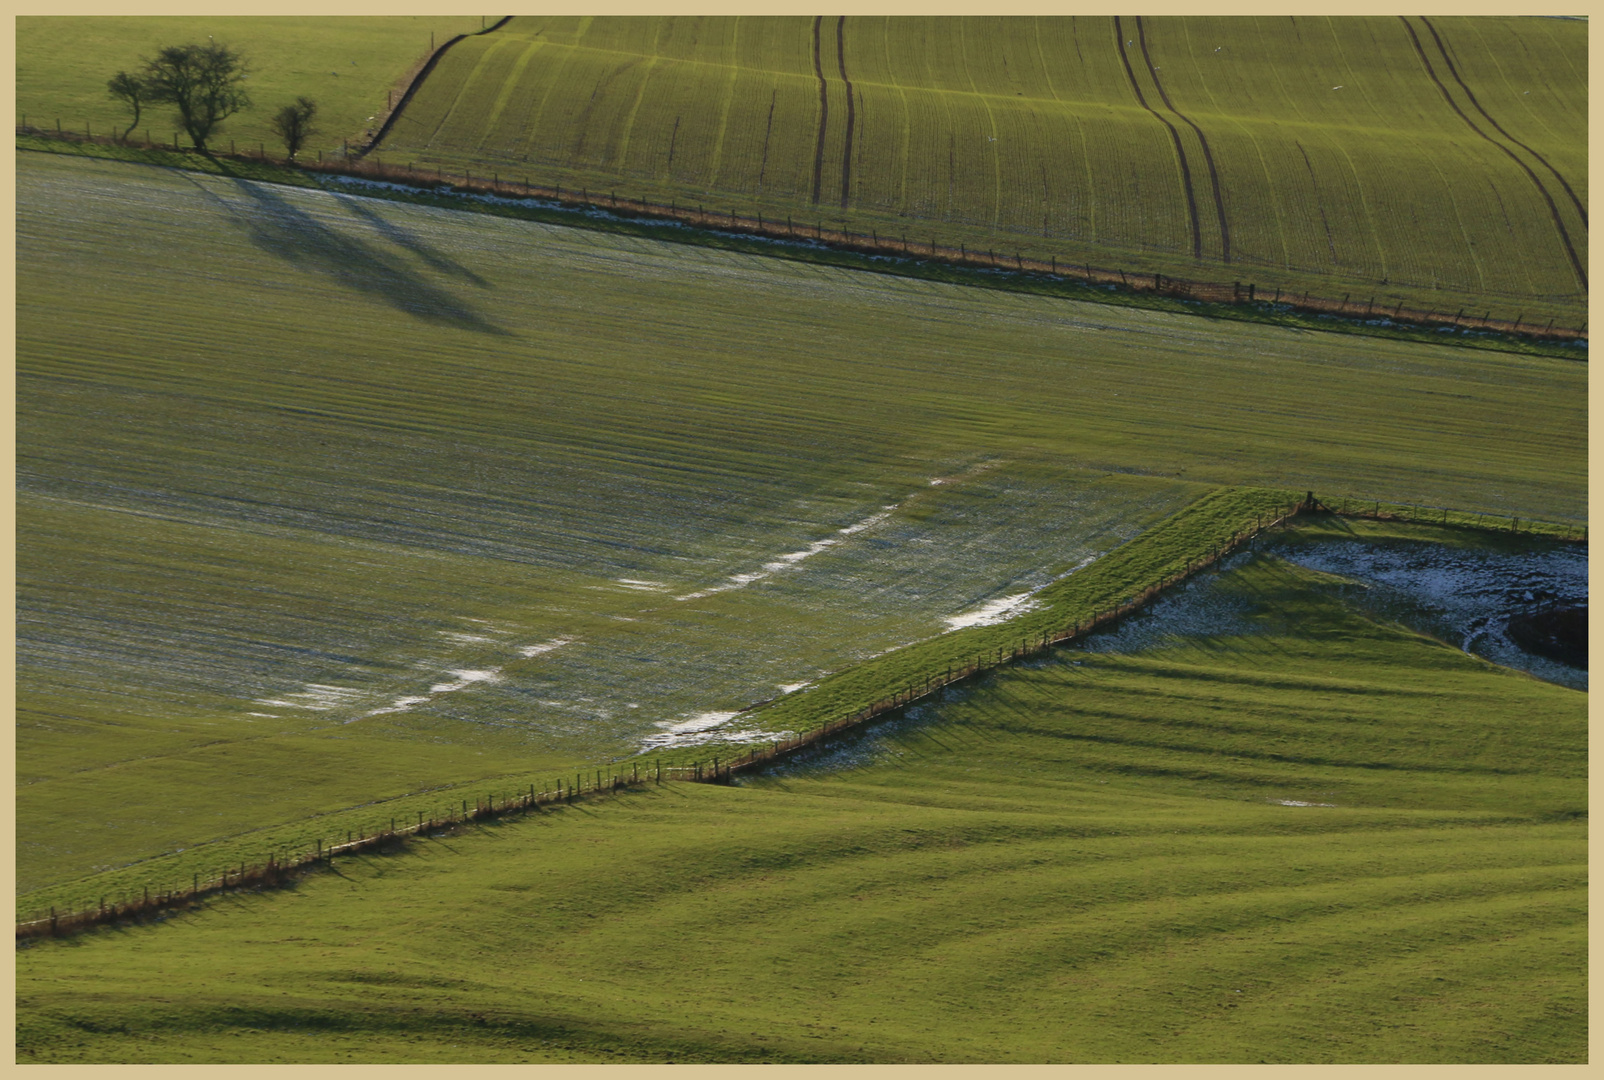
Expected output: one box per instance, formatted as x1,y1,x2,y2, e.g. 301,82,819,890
106,71,148,142
142,42,251,152
270,97,319,160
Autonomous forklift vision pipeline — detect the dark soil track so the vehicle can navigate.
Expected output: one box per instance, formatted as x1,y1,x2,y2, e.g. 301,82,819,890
1136,16,1231,262
1419,16,1587,230
1400,15,1587,291
837,16,857,209
1114,15,1203,259
810,15,829,205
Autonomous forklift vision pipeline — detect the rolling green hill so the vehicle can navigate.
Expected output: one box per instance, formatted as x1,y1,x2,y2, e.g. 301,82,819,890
16,537,1585,1062
376,15,1587,326
13,19,1588,1059
15,149,1587,907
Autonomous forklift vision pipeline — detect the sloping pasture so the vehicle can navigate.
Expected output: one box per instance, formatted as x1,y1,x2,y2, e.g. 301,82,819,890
15,16,486,154
15,551,1584,1062
376,15,1586,325
15,150,1585,902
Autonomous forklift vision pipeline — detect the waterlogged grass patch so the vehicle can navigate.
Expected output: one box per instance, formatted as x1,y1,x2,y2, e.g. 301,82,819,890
16,150,1586,901
15,552,1584,1063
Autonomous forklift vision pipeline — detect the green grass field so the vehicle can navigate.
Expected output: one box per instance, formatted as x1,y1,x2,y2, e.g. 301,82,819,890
374,15,1587,327
16,531,1585,1062
17,132,1586,361
16,148,1587,916
13,13,1589,1054
15,16,485,154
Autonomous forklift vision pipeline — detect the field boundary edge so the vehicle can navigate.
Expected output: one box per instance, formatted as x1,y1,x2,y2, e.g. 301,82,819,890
14,132,1587,356
16,490,1583,943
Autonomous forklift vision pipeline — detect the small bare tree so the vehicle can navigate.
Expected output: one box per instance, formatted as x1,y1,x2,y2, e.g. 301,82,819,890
270,97,319,160
106,71,148,142
142,42,251,152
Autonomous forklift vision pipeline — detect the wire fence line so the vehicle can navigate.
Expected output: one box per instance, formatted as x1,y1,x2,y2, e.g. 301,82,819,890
15,493,1586,941
655,494,1584,787
1326,497,1586,541
15,124,1588,346
13,494,1309,942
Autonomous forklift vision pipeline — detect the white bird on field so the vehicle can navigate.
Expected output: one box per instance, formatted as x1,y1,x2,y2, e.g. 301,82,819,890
1332,85,1344,90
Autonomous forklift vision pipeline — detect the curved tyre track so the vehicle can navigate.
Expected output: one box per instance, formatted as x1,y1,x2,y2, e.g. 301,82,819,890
837,15,857,209
810,15,829,205
1419,16,1586,230
1113,15,1201,259
1135,16,1231,262
1399,15,1586,291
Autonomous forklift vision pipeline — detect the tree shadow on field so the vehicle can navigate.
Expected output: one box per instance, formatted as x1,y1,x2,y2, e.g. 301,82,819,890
193,172,510,337
332,194,490,288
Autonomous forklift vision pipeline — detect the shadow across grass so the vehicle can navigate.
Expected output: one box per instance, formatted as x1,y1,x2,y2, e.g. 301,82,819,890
226,177,511,337
165,155,509,337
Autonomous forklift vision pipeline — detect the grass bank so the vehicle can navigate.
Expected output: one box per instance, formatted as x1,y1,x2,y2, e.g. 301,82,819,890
16,543,1584,1062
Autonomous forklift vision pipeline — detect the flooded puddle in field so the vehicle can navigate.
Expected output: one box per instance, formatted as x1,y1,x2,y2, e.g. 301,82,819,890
675,504,900,601
1278,538,1587,690
1070,537,1585,690
429,668,502,693
641,710,796,751
518,637,575,658
943,591,1039,630
253,683,366,711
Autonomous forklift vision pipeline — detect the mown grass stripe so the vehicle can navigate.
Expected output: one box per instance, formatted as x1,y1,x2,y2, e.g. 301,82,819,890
16,540,1584,1059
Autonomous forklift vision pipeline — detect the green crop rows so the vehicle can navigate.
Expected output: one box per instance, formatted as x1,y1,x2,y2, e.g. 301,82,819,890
17,535,1584,1062
377,15,1587,327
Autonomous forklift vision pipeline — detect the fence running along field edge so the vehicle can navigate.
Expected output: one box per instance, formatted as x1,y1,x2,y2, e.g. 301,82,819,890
18,493,1583,943
354,15,514,156
14,127,1587,348
653,493,1586,786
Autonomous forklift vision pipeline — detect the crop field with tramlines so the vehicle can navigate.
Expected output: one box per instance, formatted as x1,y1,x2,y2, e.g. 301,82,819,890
12,12,1588,1066
376,15,1587,328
